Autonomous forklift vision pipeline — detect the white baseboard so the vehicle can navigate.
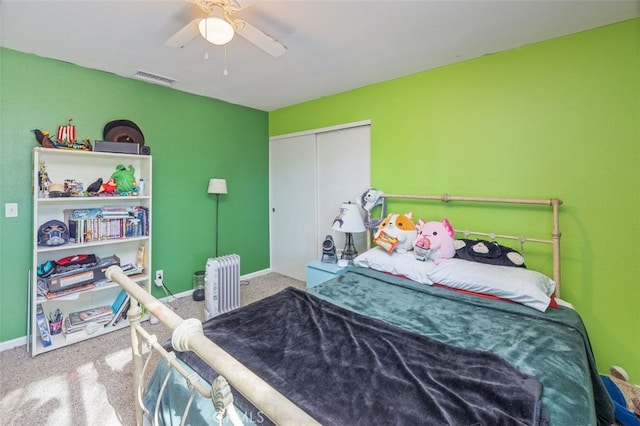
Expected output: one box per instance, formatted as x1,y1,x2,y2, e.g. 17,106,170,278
0,268,274,353
159,268,271,301
0,336,28,352
240,267,272,281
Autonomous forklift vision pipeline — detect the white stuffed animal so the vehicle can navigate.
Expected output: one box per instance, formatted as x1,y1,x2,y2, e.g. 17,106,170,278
358,188,386,229
374,212,417,253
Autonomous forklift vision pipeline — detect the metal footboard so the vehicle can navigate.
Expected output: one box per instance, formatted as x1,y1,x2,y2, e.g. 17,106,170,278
106,266,319,426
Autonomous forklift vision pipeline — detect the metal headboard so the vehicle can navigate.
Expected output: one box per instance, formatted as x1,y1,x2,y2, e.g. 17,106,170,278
366,193,563,296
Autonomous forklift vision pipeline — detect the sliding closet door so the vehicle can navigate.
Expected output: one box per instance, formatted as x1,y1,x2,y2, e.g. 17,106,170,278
270,122,370,281
317,125,370,257
269,134,317,280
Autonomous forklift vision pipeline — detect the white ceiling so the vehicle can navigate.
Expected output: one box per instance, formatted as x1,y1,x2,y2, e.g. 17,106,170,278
1,1,639,111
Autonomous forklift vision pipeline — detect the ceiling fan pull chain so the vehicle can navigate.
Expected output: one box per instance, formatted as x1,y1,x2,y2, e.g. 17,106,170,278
204,16,209,60
223,45,228,76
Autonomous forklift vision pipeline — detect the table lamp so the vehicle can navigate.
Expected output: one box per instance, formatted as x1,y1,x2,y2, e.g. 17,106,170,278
331,202,365,264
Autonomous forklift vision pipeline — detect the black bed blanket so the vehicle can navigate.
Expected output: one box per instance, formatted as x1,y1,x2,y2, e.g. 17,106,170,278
174,287,547,425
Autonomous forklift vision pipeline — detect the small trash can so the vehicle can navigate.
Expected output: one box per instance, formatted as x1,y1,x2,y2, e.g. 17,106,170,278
192,270,205,301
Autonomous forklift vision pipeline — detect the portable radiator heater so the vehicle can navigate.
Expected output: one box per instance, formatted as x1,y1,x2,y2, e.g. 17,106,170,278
204,254,241,320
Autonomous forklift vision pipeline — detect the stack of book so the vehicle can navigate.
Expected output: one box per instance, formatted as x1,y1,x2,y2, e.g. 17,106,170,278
121,263,144,277
100,206,130,218
64,206,149,243
63,289,132,335
64,305,114,335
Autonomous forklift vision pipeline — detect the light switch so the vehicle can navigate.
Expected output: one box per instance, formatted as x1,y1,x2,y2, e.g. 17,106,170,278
5,203,18,218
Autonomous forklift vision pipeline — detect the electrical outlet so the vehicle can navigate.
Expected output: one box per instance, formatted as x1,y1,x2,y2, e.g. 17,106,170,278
155,270,163,287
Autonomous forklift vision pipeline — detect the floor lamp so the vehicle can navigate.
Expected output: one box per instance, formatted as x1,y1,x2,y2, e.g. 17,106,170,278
207,178,228,258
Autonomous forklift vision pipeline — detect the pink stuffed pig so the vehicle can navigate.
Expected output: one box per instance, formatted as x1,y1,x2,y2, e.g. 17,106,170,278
414,218,456,264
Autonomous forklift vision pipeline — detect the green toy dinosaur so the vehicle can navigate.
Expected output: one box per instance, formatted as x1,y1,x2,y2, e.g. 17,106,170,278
111,164,136,194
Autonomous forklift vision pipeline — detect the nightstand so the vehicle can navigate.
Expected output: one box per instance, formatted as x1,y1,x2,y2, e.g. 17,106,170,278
306,260,348,289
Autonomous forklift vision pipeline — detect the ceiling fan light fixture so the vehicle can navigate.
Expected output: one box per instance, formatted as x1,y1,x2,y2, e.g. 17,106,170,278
199,16,234,46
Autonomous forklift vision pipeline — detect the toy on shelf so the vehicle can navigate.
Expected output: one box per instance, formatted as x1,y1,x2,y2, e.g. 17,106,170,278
33,129,57,149
32,118,92,150
37,219,69,247
63,179,84,197
38,160,51,195
86,178,103,196
99,178,118,194
111,164,136,194
84,165,141,197
47,183,71,198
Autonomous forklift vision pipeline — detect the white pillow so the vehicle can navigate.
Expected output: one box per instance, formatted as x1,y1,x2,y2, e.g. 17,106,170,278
353,247,436,284
427,258,556,312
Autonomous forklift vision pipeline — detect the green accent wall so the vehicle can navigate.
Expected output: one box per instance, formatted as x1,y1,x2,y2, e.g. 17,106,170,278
270,19,640,380
0,48,270,344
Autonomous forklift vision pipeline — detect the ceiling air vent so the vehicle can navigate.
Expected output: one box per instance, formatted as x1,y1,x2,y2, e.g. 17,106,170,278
133,70,177,87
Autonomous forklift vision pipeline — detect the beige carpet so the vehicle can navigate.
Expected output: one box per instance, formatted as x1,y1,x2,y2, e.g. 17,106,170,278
0,272,305,426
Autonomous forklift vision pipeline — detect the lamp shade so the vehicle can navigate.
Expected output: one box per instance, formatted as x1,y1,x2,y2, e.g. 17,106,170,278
332,202,365,233
199,16,234,45
207,178,228,194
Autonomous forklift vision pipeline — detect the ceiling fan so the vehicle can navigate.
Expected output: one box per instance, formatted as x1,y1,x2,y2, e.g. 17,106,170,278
165,0,287,57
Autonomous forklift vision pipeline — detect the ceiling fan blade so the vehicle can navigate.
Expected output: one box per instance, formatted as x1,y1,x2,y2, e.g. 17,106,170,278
235,19,286,57
165,18,201,48
232,0,260,10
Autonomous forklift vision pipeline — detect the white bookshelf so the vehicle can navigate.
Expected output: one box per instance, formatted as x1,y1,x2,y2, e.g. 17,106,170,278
30,147,152,356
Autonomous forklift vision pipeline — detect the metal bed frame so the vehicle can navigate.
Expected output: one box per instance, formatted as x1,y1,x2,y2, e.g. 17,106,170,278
106,193,563,425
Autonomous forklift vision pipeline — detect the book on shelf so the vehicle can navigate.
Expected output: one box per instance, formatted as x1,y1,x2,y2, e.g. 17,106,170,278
105,289,131,327
121,263,144,276
100,206,132,218
111,289,128,312
42,283,96,300
65,208,102,220
108,299,131,327
36,304,52,347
